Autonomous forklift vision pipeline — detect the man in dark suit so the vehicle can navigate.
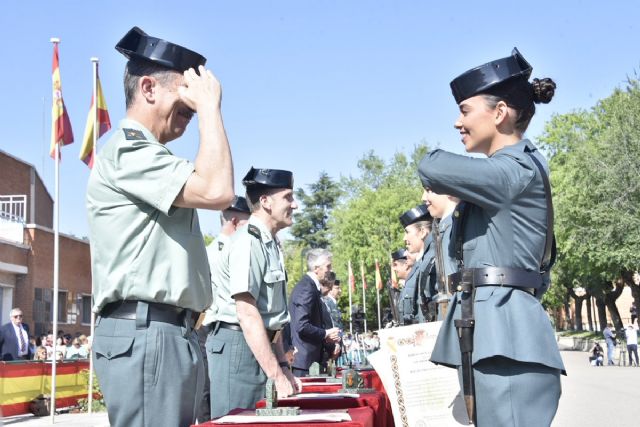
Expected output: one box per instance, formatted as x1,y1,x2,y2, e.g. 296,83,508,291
0,307,32,360
289,249,341,376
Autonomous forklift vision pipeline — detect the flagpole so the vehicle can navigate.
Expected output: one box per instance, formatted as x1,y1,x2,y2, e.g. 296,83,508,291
361,262,367,333
348,261,353,336
49,37,60,424
86,57,99,414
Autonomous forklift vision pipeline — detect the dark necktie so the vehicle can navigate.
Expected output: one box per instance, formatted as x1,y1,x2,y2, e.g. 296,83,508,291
18,326,26,353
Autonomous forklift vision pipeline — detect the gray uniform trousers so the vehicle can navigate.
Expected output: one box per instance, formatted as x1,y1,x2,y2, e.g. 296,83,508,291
472,357,561,427
207,326,267,418
93,315,205,427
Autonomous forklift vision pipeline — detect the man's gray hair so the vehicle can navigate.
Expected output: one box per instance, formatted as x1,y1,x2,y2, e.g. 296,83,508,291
306,248,332,272
123,59,179,109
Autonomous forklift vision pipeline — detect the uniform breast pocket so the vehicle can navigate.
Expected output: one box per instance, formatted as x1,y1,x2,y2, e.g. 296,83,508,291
264,269,286,286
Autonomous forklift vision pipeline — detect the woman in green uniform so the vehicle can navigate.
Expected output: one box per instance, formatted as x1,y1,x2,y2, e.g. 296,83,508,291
419,49,565,427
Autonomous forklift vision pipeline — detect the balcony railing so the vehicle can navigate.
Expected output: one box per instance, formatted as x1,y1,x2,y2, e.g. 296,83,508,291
0,195,26,243
0,195,26,224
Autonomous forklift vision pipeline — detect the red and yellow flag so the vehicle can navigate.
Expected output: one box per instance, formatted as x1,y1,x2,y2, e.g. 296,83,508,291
390,259,399,289
80,65,111,168
375,259,383,291
348,260,356,293
49,42,74,159
360,261,367,290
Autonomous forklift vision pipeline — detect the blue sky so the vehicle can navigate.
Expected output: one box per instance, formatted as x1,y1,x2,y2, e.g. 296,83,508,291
1,1,639,238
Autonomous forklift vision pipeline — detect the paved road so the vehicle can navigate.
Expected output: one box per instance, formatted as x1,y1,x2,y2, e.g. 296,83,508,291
554,350,640,427
3,350,639,426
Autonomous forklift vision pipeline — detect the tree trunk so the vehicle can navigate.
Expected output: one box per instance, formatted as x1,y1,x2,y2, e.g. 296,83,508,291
586,295,594,331
569,288,586,331
595,297,607,331
563,294,573,331
604,279,625,331
621,270,639,327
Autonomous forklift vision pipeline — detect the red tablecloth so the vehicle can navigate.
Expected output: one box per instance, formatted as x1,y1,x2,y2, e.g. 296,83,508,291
256,391,389,427
198,406,374,427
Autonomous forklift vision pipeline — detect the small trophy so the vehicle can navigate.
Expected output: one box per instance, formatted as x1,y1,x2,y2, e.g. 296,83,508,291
309,361,341,383
256,379,300,416
338,367,375,393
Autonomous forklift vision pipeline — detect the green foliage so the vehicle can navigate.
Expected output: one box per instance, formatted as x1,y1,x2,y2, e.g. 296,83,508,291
283,240,306,293
539,77,640,308
329,144,430,326
290,171,342,249
76,369,107,413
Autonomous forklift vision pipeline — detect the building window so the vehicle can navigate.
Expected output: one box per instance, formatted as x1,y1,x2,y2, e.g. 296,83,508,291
81,295,92,324
58,290,68,323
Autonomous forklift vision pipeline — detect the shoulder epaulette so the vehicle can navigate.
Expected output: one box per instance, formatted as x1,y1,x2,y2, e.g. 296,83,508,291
218,241,225,251
248,224,261,240
123,128,146,141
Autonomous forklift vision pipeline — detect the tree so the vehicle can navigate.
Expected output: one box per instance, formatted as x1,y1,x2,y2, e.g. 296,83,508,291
539,77,640,330
329,144,430,327
290,172,342,249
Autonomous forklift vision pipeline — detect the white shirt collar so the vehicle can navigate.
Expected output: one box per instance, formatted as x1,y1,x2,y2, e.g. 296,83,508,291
307,272,321,291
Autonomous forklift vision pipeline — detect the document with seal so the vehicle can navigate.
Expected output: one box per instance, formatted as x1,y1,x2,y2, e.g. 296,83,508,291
369,322,469,426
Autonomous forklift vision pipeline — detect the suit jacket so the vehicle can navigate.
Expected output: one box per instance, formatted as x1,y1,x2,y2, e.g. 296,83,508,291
0,322,31,361
290,274,327,370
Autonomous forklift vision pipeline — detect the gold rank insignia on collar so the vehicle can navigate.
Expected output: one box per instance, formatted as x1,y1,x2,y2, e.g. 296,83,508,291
248,224,261,240
123,128,146,140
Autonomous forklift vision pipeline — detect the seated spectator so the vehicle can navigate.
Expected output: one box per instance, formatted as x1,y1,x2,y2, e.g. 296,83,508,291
65,338,88,359
590,342,604,366
33,346,48,361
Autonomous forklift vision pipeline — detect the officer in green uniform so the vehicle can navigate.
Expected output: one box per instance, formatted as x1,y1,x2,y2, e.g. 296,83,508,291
197,196,250,421
420,48,565,426
206,167,300,418
423,191,459,319
397,205,434,324
86,27,234,427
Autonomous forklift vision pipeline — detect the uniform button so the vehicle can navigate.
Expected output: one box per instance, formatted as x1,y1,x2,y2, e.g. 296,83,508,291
107,351,112,357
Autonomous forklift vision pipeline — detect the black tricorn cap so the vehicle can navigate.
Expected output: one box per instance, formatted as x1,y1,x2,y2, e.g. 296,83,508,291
391,248,408,261
242,167,294,189
226,196,250,214
115,27,206,72
399,204,431,228
450,48,532,104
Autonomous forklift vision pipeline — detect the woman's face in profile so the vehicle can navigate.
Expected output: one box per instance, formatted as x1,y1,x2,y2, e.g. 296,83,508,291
454,95,497,155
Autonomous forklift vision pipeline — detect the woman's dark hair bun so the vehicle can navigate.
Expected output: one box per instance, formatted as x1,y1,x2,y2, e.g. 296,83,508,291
531,77,556,104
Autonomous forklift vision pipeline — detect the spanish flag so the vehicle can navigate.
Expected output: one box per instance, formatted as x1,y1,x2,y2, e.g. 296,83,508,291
390,259,399,289
374,259,383,291
348,260,356,293
79,64,111,168
360,261,367,290
49,42,74,159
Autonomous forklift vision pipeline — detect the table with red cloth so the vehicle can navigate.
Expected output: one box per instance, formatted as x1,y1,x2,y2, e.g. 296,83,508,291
197,406,374,427
255,390,390,427
300,370,385,394
299,370,392,427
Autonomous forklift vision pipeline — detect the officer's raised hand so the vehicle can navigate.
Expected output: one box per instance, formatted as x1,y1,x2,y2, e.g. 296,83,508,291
178,65,222,112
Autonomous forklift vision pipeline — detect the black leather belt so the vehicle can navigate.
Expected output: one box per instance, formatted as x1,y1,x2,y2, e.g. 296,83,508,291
212,321,279,342
448,267,542,295
100,301,199,326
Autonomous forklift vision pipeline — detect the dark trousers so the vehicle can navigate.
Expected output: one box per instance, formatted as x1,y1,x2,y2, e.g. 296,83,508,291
627,344,639,366
292,367,309,377
196,327,211,422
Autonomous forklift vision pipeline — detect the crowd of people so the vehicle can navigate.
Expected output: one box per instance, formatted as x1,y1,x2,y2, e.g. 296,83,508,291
0,307,91,362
